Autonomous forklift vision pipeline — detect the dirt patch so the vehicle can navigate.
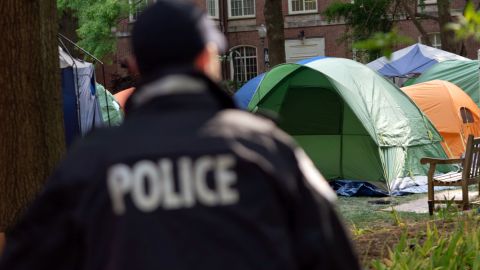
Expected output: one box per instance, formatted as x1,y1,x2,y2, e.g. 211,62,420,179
353,219,458,268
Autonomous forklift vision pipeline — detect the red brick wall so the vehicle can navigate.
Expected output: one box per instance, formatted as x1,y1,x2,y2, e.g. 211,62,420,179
190,0,480,69
451,0,480,10
104,0,480,87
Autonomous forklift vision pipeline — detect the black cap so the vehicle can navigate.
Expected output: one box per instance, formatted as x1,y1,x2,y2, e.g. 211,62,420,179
132,0,227,76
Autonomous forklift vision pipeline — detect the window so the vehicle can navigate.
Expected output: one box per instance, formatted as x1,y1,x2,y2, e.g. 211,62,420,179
228,0,255,18
129,0,148,22
207,0,219,18
419,33,441,49
461,107,475,124
289,0,317,14
230,46,258,83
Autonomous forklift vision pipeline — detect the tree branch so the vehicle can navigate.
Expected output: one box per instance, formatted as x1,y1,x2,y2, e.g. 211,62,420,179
400,0,432,45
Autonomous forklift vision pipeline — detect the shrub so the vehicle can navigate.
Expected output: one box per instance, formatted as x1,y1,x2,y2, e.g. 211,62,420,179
371,216,480,270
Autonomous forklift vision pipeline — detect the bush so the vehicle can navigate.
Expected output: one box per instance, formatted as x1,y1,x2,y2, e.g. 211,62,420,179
371,216,480,270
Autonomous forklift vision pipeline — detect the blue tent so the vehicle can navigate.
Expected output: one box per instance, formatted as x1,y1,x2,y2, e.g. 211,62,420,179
234,73,265,109
234,56,326,109
60,48,104,147
367,43,468,78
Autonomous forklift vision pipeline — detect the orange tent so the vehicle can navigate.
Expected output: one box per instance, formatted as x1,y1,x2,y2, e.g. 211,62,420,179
402,80,480,158
114,87,135,110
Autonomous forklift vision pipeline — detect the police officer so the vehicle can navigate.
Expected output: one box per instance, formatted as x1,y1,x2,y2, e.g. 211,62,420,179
0,1,360,269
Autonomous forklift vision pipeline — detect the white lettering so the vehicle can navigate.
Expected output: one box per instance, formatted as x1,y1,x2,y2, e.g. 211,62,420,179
131,160,162,212
216,155,239,205
107,155,239,215
161,159,183,210
107,164,132,215
178,157,195,208
194,156,218,206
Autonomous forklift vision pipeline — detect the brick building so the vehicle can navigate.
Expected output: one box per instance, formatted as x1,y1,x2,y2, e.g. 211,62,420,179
102,0,479,92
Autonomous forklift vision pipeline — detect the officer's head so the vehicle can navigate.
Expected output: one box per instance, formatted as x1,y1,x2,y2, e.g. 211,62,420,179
129,0,226,82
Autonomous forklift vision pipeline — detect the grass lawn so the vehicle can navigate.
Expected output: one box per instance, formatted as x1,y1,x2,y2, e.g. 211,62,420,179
333,185,480,269
335,192,454,267
336,186,478,230
335,193,431,230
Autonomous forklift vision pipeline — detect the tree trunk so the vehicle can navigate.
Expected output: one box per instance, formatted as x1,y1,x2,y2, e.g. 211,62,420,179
437,0,457,53
400,0,432,46
264,0,285,67
0,0,65,231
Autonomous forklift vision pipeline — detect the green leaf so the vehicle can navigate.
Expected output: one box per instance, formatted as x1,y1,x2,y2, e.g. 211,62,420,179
353,29,414,59
447,1,480,42
57,0,128,59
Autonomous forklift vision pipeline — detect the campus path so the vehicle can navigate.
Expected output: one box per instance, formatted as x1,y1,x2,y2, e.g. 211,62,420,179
383,189,479,213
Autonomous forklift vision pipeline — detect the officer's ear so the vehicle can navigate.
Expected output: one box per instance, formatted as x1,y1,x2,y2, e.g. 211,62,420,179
194,42,221,82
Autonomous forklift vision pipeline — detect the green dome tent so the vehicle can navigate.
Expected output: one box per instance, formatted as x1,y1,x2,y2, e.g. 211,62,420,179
248,58,449,192
96,83,124,126
406,60,480,106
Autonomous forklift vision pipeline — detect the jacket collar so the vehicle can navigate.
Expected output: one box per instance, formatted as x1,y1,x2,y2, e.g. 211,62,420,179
125,71,236,113
131,75,208,107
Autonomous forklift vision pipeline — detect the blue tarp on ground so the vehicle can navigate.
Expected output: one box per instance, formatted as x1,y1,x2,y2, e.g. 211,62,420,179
234,56,327,109
330,180,455,197
330,180,389,197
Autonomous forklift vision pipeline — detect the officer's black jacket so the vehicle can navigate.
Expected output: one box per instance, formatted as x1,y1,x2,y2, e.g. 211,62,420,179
0,72,360,270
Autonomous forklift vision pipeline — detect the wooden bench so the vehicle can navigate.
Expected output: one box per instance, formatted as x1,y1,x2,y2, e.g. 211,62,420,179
420,135,480,215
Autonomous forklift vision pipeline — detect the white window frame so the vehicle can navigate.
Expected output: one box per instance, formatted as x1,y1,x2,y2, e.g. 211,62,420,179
288,0,318,15
418,32,441,49
206,0,219,19
228,0,256,19
229,45,258,83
